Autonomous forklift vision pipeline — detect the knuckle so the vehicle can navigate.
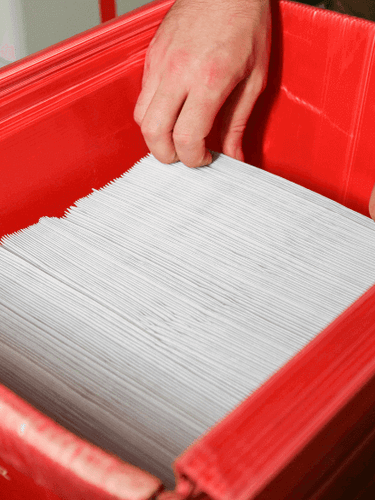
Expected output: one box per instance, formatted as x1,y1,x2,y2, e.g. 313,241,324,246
173,130,195,147
167,49,190,77
235,62,251,83
262,76,269,92
200,60,231,89
229,122,246,136
148,35,157,49
141,122,159,140
198,50,222,77
258,75,267,94
133,108,142,126
147,35,159,56
253,69,268,94
199,60,247,96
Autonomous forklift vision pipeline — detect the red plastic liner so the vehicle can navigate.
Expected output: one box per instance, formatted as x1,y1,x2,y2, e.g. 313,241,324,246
1,1,375,499
99,0,117,23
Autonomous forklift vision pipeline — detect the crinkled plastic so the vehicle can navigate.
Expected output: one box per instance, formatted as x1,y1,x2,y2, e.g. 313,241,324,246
1,0,375,499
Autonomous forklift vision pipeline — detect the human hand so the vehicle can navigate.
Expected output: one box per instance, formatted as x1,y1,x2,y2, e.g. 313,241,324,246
134,0,272,168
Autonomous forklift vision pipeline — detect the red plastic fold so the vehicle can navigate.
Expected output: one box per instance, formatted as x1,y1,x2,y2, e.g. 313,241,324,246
1,0,375,499
0,385,163,500
174,282,375,500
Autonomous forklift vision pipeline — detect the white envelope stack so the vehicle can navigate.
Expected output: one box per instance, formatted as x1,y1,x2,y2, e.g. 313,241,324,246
1,153,375,488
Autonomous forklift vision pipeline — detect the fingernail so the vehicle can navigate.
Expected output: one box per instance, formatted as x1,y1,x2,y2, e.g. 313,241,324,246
236,148,244,162
201,150,212,167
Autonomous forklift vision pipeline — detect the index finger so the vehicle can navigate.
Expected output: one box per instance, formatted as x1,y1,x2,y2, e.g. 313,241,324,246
138,76,188,164
172,85,234,168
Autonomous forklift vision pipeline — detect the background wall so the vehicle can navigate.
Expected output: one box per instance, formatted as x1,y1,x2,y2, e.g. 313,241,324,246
21,0,101,56
0,0,152,69
0,0,26,67
117,0,152,15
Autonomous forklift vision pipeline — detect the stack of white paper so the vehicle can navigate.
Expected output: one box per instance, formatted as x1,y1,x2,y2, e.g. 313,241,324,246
0,153,375,487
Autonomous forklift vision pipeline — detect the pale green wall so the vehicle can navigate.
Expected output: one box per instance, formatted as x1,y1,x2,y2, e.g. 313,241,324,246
22,0,101,56
0,0,153,68
117,0,152,15
0,0,27,67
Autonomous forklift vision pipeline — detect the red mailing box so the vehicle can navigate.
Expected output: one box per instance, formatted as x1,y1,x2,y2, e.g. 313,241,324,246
1,0,375,499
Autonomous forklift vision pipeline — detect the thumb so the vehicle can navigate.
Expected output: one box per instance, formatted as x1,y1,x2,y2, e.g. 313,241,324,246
221,74,265,162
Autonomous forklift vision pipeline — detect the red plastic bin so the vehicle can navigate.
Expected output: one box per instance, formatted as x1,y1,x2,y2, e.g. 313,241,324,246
1,1,375,499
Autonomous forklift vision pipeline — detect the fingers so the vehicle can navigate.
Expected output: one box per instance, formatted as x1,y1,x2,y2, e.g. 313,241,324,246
135,70,265,168
221,71,266,162
171,78,243,168
136,75,236,169
369,181,375,221
133,62,160,129
137,76,188,164
133,0,271,169
171,88,229,168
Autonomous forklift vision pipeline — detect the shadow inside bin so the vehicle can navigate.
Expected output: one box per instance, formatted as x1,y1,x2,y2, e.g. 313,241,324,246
206,0,284,171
